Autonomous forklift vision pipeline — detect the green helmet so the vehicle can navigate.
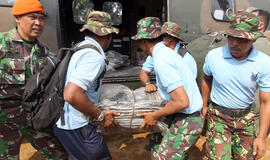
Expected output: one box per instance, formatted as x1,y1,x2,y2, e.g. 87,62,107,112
80,10,119,36
161,22,183,41
131,17,163,40
226,11,264,40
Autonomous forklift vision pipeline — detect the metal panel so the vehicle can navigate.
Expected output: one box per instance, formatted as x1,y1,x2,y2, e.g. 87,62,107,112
39,0,60,52
168,0,203,43
168,0,269,42
249,0,270,11
0,7,15,32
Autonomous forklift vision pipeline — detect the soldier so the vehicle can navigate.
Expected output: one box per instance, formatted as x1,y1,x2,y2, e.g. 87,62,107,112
53,11,120,160
202,11,270,159
0,0,67,159
139,21,197,93
189,7,270,88
251,8,270,55
132,17,203,160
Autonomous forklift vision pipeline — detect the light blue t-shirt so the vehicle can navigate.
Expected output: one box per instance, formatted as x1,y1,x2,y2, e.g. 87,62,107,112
151,42,202,114
203,46,270,109
56,36,106,130
143,42,197,78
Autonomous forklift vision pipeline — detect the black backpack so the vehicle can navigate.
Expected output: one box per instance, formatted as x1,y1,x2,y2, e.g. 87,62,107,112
22,44,103,131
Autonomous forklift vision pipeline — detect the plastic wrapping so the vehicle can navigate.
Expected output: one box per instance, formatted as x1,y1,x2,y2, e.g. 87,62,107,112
98,84,169,135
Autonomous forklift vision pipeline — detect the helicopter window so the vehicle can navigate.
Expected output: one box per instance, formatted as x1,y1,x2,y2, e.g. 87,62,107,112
103,1,122,25
72,0,94,24
0,0,16,6
211,0,235,22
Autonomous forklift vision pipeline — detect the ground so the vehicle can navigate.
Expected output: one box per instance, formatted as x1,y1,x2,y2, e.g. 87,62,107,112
20,128,270,160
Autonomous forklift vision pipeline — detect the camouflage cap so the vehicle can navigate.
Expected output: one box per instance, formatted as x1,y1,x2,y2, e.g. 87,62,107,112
226,11,264,40
161,22,183,41
80,10,119,36
131,17,163,40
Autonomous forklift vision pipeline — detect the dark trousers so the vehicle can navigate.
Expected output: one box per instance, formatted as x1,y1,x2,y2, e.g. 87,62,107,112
53,123,112,160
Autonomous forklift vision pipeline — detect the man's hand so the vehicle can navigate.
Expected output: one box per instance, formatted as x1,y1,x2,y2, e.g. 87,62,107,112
253,137,266,159
145,84,157,93
201,74,213,122
137,112,158,129
202,104,208,121
99,110,120,128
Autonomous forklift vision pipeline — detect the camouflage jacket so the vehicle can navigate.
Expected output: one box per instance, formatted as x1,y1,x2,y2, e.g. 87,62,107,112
0,28,50,108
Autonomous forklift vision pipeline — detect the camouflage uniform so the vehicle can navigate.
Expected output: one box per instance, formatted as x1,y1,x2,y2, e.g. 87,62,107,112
205,104,255,160
188,34,269,136
0,28,67,160
203,11,266,160
152,113,203,160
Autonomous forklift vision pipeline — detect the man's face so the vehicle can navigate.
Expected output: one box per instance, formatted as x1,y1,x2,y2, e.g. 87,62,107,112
163,35,178,49
227,35,255,60
104,34,112,51
15,13,45,41
163,36,171,47
138,39,150,55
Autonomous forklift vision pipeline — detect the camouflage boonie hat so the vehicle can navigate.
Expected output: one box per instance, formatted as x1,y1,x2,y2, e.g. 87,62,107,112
226,11,264,40
161,22,183,41
80,11,119,36
131,17,163,40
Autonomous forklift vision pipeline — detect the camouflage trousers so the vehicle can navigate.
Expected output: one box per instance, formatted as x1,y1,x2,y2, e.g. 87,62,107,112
152,111,203,160
205,104,255,160
0,106,67,160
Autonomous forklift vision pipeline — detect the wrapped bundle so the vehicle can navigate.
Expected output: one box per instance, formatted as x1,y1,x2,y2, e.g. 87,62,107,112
98,84,169,135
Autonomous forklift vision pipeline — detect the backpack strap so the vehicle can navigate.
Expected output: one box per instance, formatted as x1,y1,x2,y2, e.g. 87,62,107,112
73,44,106,92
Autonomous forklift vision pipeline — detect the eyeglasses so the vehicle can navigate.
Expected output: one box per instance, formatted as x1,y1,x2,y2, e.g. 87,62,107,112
26,14,46,21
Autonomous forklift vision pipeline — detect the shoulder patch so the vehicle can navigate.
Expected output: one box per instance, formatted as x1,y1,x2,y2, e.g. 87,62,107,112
177,45,188,57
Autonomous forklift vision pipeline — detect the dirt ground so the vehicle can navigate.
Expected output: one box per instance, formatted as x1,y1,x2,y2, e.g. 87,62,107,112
20,129,270,160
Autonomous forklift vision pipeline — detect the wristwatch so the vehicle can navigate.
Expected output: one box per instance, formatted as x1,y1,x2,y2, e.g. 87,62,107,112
97,111,105,122
145,80,151,85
